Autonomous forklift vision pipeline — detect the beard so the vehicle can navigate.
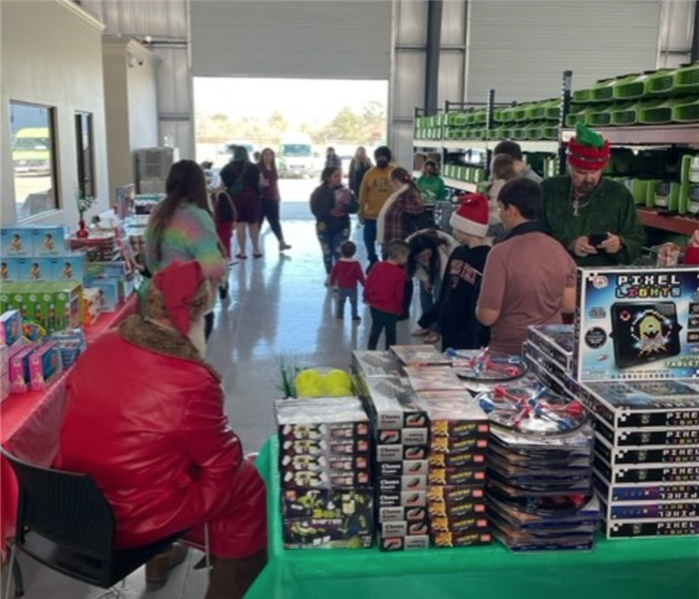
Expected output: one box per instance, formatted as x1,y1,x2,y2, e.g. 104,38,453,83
574,180,597,197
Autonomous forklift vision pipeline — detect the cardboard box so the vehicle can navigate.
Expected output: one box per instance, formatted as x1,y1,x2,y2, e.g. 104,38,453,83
29,341,63,391
377,460,429,477
0,258,21,283
428,467,487,486
376,428,429,446
1,228,32,257
50,254,85,283
282,488,373,521
427,485,486,505
378,534,429,551
82,287,103,326
281,468,372,490
31,226,67,257
378,491,426,508
9,344,35,393
378,476,427,493
380,520,430,537
283,518,373,549
0,311,23,348
18,258,53,283
376,444,428,463
281,437,370,456
86,278,120,313
428,499,487,519
432,530,492,548
280,453,369,473
378,506,427,523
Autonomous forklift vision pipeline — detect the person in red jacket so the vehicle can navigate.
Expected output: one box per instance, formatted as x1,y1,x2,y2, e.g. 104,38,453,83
55,261,267,599
364,239,410,350
330,240,365,322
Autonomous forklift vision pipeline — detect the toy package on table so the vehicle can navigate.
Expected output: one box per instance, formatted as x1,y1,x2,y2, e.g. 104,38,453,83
361,376,427,429
447,348,528,385
352,350,403,378
30,226,68,257
574,267,699,381
0,310,23,349
1,344,9,401
391,344,452,367
9,344,36,394
527,324,575,373
28,341,63,391
1,258,20,282
49,329,87,368
1,227,32,257
404,366,464,392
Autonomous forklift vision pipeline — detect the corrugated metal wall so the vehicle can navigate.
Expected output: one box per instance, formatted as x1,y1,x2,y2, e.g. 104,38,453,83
189,0,392,80
465,0,663,104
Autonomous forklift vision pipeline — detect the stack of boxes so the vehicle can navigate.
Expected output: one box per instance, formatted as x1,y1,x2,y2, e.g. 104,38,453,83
523,324,575,396
275,397,374,549
423,395,491,548
362,375,431,551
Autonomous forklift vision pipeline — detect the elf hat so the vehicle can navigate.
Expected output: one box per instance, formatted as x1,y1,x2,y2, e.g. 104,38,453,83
567,121,611,171
450,193,490,237
152,260,209,336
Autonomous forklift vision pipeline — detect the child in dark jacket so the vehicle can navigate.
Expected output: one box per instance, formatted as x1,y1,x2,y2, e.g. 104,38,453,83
365,239,410,350
437,194,491,350
330,241,365,322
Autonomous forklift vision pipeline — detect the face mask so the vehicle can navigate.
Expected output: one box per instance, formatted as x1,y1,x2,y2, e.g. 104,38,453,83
377,158,389,168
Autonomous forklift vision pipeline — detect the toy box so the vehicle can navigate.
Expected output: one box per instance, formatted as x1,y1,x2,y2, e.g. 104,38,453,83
0,310,23,348
527,324,574,372
31,226,67,257
84,260,128,280
18,258,53,283
0,258,20,283
377,506,427,523
9,344,35,393
85,279,120,313
82,288,103,326
377,460,429,477
1,283,82,333
595,435,699,466
49,328,87,368
283,518,373,549
281,437,370,456
603,517,699,539
380,520,429,537
281,468,372,490
352,350,403,378
376,444,428,463
378,476,427,493
282,488,374,521
1,228,32,257
574,267,699,381
50,254,85,283
432,530,492,548
362,376,427,429
429,450,489,469
29,341,63,391
376,428,429,446
378,533,429,551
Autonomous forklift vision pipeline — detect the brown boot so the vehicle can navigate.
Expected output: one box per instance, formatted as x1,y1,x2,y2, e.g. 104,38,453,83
145,542,189,589
205,551,267,599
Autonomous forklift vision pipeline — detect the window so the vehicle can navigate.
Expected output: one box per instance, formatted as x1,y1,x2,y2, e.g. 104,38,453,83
10,102,59,220
75,111,95,200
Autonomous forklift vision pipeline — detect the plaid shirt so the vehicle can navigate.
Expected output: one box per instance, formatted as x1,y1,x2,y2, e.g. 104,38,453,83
382,188,425,243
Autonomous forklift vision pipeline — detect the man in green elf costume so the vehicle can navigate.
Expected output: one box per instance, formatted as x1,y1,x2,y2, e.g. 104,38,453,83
542,122,645,266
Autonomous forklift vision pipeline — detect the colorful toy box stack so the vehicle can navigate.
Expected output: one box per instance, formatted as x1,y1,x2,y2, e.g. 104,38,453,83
564,267,699,539
422,394,492,548
275,397,374,549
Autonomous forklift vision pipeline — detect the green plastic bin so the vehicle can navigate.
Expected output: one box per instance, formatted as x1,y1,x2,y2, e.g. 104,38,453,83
638,98,689,124
590,78,617,102
644,69,676,96
499,106,516,123
672,97,699,123
526,124,543,140
672,62,699,95
543,99,562,121
586,105,613,127
612,73,646,101
542,125,560,140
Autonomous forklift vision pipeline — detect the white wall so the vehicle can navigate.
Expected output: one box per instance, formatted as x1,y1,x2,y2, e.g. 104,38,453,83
0,0,108,227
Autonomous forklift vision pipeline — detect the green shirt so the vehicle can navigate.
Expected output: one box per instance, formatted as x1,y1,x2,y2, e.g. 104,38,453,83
417,174,447,202
541,175,645,267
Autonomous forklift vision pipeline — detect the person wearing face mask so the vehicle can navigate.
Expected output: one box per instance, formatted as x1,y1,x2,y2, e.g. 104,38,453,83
55,260,268,599
359,146,394,270
542,122,645,266
310,166,359,285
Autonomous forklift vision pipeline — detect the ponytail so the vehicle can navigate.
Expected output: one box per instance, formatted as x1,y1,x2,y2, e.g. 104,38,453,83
391,167,420,195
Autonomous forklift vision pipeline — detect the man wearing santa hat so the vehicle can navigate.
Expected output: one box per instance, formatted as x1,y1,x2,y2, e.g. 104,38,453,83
477,178,577,356
542,122,645,266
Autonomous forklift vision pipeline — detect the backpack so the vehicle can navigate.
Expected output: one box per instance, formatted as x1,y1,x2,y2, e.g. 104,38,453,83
226,163,247,196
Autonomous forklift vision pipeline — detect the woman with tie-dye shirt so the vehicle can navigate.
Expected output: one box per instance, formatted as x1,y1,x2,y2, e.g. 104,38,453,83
145,160,229,340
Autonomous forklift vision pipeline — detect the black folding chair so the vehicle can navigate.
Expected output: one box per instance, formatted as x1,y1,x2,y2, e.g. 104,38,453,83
0,446,184,599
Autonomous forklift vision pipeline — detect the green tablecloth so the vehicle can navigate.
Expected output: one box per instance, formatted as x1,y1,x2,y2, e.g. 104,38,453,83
246,437,699,599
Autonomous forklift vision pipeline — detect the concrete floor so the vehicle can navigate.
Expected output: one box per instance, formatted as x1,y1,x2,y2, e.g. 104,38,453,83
5,196,421,599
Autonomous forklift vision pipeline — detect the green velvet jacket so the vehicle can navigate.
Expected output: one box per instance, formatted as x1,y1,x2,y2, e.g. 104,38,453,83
541,175,646,267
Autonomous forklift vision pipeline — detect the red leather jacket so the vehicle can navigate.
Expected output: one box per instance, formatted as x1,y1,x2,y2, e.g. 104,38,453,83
55,317,266,558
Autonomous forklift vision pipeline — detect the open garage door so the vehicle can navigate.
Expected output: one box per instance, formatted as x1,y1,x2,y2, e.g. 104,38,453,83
190,0,392,80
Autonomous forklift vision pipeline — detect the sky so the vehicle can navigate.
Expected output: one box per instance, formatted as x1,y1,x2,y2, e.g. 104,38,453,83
194,77,388,124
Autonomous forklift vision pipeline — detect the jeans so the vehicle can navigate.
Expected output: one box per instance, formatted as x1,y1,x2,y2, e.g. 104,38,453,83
337,288,359,319
317,228,350,274
260,197,285,242
419,272,442,332
363,219,378,265
369,307,398,350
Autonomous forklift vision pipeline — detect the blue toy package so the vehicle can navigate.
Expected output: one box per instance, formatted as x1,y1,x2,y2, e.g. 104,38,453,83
29,341,63,391
86,279,120,312
0,310,23,348
1,227,32,257
574,267,699,381
17,258,53,283
49,329,87,368
0,258,21,283
31,226,67,257
50,253,85,283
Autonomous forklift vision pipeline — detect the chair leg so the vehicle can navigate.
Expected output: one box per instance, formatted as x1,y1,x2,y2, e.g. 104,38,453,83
4,545,16,599
11,558,23,598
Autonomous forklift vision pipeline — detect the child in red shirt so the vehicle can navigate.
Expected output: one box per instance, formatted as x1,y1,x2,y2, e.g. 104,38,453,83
330,241,365,322
365,239,410,350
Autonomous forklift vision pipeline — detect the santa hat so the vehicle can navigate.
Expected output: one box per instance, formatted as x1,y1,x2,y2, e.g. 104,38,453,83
153,260,207,336
567,121,611,171
450,193,489,237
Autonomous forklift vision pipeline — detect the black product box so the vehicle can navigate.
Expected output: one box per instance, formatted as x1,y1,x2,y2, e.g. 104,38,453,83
376,428,429,446
283,518,373,549
430,436,489,455
282,467,372,490
432,530,492,548
378,534,430,551
523,355,572,399
280,453,371,473
430,515,490,533
378,505,428,523
581,379,699,429
378,476,427,493
430,420,490,440
604,518,699,539
391,344,452,367
523,341,569,381
378,491,427,508
594,453,699,484
427,485,486,505
352,350,404,378
429,449,489,468
590,415,699,447
428,467,487,486
282,488,374,520
595,435,699,466
376,444,429,463
380,520,430,537
429,499,487,519
281,437,371,456
378,460,429,477
593,472,699,502
527,324,574,372
605,500,699,520
275,398,370,440
363,377,428,430
280,421,370,443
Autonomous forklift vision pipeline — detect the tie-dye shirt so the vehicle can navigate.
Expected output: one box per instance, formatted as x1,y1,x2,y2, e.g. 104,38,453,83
145,204,228,289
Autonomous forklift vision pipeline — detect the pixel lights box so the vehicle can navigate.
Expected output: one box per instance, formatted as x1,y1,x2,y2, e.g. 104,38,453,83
574,267,699,382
